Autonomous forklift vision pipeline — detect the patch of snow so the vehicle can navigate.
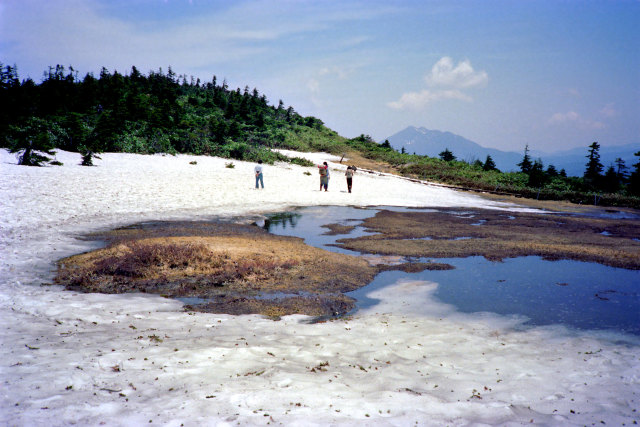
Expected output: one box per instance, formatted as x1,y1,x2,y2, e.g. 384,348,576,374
1,149,637,426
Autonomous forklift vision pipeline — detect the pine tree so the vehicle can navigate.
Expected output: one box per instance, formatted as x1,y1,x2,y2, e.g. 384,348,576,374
546,164,558,177
8,117,62,166
482,155,497,171
615,158,628,182
602,165,620,193
584,142,604,187
527,158,546,188
439,148,456,162
628,151,640,196
517,145,532,174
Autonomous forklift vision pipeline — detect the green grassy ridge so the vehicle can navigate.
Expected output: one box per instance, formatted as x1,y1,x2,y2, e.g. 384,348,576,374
339,135,640,209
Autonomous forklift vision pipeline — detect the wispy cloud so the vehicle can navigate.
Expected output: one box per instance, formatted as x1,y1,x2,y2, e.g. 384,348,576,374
388,57,487,110
548,111,605,130
305,63,362,108
0,0,388,79
600,103,617,118
388,89,472,110
317,65,354,80
549,111,581,124
2,0,268,77
566,88,581,98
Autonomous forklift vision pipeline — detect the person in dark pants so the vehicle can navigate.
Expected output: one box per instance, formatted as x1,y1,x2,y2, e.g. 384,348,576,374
345,165,356,193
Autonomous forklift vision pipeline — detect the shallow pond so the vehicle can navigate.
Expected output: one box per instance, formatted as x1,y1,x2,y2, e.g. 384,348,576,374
265,206,640,335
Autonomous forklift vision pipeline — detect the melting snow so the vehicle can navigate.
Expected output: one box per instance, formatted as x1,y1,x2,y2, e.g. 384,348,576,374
1,149,638,426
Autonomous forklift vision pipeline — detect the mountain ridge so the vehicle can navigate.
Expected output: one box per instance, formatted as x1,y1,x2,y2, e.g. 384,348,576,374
385,126,639,176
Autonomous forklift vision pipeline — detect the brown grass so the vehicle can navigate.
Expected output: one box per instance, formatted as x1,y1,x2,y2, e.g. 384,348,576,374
335,208,640,269
55,221,382,318
340,149,399,174
57,234,377,294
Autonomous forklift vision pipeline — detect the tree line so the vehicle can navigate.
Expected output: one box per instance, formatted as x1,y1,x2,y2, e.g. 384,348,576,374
347,136,640,207
0,63,326,166
431,143,640,199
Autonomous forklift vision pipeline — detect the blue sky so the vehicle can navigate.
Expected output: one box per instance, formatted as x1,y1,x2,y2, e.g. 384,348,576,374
1,0,638,152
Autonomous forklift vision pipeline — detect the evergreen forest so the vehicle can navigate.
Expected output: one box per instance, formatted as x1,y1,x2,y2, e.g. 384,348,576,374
2,63,639,208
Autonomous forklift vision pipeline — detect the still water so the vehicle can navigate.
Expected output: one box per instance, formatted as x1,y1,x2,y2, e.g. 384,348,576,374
264,206,640,335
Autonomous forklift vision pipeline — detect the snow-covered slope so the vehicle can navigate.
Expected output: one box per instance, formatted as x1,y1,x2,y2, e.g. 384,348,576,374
1,149,637,426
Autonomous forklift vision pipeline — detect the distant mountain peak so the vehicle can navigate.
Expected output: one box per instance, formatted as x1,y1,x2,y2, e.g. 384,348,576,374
385,126,640,176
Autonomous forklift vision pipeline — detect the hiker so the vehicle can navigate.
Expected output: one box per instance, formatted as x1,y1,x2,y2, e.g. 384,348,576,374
254,160,264,189
345,165,356,193
318,161,330,191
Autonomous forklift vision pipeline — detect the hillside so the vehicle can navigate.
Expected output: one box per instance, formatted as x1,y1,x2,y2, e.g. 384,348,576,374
0,64,341,165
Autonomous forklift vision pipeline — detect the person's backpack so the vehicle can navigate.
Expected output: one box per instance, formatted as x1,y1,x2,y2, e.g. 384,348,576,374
319,167,327,176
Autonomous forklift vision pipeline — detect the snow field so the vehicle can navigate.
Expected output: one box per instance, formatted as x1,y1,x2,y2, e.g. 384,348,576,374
1,149,638,426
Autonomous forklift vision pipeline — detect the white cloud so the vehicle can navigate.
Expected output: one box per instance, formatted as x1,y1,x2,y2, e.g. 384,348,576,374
549,111,580,124
318,65,352,80
425,57,488,89
387,89,471,110
548,111,605,130
388,57,486,110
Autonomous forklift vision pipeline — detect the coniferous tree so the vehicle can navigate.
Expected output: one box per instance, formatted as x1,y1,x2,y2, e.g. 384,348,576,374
8,117,63,166
482,155,497,171
615,158,628,183
517,144,532,174
584,142,604,187
602,165,620,193
439,148,456,162
79,146,101,166
0,63,333,164
628,151,640,196
527,158,546,188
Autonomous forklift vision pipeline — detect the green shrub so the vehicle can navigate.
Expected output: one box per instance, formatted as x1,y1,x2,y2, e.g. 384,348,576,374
289,156,315,167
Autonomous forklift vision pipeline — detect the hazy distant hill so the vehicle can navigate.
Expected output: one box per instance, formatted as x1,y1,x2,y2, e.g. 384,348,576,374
535,144,640,178
385,126,639,176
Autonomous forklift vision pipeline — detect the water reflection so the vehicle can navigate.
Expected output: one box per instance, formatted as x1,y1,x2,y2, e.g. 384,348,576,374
264,206,378,255
263,211,302,230
264,206,640,335
347,256,640,334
